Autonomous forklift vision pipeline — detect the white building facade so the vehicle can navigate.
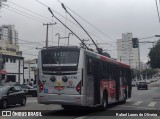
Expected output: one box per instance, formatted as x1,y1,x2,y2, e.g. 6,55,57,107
1,54,24,85
117,33,140,69
24,59,37,85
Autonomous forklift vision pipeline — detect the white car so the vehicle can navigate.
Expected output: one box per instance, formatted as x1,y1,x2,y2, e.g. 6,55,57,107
145,80,151,84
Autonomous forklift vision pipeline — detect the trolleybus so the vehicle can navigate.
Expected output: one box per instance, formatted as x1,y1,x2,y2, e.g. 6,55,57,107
37,46,132,110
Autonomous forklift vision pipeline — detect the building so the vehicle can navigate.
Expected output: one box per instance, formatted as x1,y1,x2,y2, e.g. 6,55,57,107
1,54,24,85
24,59,37,85
117,33,140,69
0,24,24,85
0,25,21,56
0,25,18,45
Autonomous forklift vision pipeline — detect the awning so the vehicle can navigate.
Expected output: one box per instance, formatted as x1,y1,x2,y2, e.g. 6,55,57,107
0,70,7,74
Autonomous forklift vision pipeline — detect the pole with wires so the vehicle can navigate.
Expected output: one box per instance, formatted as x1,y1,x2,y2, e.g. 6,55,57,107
43,22,56,47
48,7,90,50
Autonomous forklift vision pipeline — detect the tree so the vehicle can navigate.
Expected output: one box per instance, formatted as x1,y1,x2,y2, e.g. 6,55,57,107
148,39,160,68
141,68,157,79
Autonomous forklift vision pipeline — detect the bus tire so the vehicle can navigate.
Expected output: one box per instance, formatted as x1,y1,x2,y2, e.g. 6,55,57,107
100,92,108,111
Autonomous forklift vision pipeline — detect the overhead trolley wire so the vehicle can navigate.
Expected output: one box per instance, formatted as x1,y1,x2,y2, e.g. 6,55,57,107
155,0,160,23
35,0,115,47
3,6,43,23
56,0,114,41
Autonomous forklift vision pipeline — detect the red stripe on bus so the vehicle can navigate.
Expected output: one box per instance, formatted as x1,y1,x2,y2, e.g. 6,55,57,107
100,56,130,68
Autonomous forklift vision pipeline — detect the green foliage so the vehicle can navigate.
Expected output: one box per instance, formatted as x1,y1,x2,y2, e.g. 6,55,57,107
148,40,160,68
141,68,158,79
131,68,138,79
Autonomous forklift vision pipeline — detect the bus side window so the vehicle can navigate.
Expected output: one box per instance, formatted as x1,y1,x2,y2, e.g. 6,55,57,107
122,69,127,85
87,58,93,75
101,62,110,79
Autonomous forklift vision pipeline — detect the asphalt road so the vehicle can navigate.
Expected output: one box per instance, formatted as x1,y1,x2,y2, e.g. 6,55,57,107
1,80,160,119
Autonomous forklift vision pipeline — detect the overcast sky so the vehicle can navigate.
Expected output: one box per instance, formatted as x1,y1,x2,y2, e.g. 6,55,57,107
0,0,160,62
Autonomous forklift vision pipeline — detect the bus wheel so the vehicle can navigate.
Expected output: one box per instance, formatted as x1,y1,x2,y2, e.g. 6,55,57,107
100,93,108,111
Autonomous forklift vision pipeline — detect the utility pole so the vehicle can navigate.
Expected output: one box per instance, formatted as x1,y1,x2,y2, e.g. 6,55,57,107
43,22,56,47
0,53,2,85
138,39,141,80
28,60,30,84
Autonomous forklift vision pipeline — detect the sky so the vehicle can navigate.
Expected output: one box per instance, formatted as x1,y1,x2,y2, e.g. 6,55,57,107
0,0,160,62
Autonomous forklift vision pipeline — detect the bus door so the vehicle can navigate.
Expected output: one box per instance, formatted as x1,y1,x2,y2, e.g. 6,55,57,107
115,68,120,101
93,60,100,105
86,57,100,105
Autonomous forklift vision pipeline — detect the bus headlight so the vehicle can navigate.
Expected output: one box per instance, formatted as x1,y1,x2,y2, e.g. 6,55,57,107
62,76,68,82
50,76,56,82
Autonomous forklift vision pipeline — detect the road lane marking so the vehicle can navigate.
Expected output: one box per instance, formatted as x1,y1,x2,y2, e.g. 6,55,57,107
118,105,157,110
148,102,156,107
133,101,143,105
75,116,88,119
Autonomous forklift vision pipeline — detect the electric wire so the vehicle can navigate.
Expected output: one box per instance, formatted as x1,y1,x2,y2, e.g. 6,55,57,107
35,0,115,47
8,1,52,22
155,0,160,23
3,6,43,23
56,0,114,41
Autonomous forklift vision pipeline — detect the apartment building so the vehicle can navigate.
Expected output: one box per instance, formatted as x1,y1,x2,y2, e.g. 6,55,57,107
117,33,140,69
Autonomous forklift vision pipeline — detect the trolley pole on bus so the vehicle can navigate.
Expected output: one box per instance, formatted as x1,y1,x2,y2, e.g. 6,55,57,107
43,22,56,47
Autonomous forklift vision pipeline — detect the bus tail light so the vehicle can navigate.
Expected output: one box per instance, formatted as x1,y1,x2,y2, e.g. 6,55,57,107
39,80,43,92
76,81,81,94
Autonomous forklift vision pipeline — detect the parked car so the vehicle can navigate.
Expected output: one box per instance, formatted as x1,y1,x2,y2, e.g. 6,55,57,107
13,84,37,97
137,81,148,90
0,86,26,109
145,79,151,84
132,81,137,87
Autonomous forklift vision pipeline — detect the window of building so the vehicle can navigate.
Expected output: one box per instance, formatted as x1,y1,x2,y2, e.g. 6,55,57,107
13,59,16,63
6,58,8,62
24,67,28,69
10,58,13,63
